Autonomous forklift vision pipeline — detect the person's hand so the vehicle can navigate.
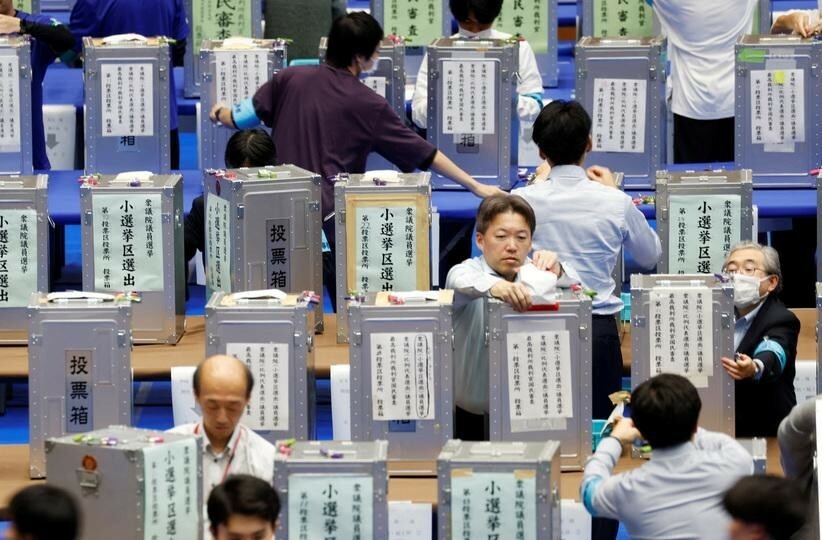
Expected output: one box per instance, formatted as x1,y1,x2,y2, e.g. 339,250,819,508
531,249,561,275
533,161,551,183
471,182,505,199
586,165,617,188
783,11,812,37
209,102,227,123
0,14,22,35
489,280,532,312
610,417,641,444
721,354,757,380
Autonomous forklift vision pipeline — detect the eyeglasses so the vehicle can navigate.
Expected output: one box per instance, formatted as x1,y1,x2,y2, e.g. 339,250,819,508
723,265,766,276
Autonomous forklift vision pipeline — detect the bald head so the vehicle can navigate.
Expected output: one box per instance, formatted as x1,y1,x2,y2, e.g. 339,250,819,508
193,355,254,399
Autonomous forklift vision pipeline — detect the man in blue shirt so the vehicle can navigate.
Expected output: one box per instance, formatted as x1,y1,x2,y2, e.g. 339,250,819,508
69,0,189,168
0,0,74,170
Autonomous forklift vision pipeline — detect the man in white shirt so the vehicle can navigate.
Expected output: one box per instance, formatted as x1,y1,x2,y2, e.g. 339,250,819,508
771,7,821,36
169,356,277,503
513,99,662,420
650,0,757,163
410,0,544,130
582,373,753,539
446,194,577,440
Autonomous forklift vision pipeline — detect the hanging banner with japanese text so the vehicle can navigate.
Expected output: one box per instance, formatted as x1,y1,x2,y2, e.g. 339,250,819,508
649,287,714,388
0,209,38,307
749,69,806,152
143,439,200,540
193,0,253,53
668,194,741,274
0,52,21,153
381,0,443,47
65,350,93,433
592,0,654,37
100,64,154,137
441,60,496,135
370,332,435,421
451,470,537,540
495,0,549,54
591,78,647,153
226,342,289,431
214,49,269,105
92,194,163,291
13,1,31,12
206,195,232,292
288,474,374,540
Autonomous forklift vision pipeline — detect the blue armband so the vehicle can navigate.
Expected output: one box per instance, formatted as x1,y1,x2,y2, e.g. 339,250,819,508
520,92,544,110
581,476,602,516
753,338,787,372
231,97,261,130
321,230,331,253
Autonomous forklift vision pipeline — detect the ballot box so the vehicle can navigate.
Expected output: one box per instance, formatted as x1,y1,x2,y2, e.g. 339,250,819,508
437,440,562,540
426,38,517,190
486,292,593,472
80,173,185,344
818,175,822,282
0,36,33,175
737,437,768,474
348,291,454,471
656,169,754,274
817,283,822,394
630,274,735,436
199,38,286,170
274,440,389,539
184,0,264,98
734,35,821,187
203,165,323,332
574,36,666,189
493,0,559,86
83,37,171,174
579,0,659,38
333,171,431,343
27,292,133,478
0,175,48,344
205,290,316,442
46,426,203,540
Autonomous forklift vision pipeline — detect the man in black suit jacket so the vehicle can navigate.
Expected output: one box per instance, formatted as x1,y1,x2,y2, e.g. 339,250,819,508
720,242,799,437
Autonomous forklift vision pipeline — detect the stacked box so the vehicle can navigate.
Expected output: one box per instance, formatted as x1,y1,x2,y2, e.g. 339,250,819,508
27,292,133,478
0,36,33,174
274,440,389,539
205,290,316,442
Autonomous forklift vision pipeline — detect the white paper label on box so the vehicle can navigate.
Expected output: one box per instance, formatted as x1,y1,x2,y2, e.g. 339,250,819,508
92,193,164,291
592,78,647,154
441,59,496,135
206,194,232,292
750,69,805,151
363,76,387,99
0,209,38,307
0,53,21,153
451,471,537,540
288,474,374,540
214,50,269,105
65,350,93,433
226,342,289,431
170,366,201,426
100,63,155,137
370,332,436,421
389,501,432,540
668,194,742,275
649,287,714,387
354,205,418,293
143,439,200,540
331,364,351,440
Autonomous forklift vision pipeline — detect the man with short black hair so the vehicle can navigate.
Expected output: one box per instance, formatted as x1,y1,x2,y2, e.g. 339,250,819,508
581,373,753,539
723,475,806,540
208,475,280,540
6,484,80,540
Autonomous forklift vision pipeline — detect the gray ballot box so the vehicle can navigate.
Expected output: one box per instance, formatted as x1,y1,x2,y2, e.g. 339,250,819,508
205,290,316,442
203,166,323,332
437,440,562,540
656,169,754,274
426,38,517,190
0,36,33,175
80,173,185,344
734,35,821,187
27,292,133,478
817,283,822,394
199,38,286,170
333,172,432,343
818,175,822,282
0,175,48,344
83,37,171,174
737,437,767,474
575,36,666,189
486,292,593,472
579,0,659,38
493,0,559,86
348,291,454,471
46,426,203,540
184,0,264,98
630,274,735,436
274,440,389,540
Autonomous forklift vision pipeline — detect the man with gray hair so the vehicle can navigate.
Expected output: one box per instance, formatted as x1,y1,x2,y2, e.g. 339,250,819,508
720,241,799,437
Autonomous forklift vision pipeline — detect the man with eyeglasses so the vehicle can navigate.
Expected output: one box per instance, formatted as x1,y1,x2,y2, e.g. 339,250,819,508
720,241,800,437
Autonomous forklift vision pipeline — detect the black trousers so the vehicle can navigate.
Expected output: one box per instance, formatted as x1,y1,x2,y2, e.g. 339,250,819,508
170,128,180,170
673,114,735,164
455,406,488,441
592,314,624,420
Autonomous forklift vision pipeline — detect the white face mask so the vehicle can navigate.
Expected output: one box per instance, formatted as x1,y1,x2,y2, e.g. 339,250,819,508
732,273,768,309
358,54,378,76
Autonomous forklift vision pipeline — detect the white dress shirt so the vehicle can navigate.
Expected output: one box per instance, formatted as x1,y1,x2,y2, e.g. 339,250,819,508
513,165,661,315
411,27,544,129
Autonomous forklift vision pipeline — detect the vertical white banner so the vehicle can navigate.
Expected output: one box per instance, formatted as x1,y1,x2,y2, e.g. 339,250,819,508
206,194,232,292
354,206,418,293
288,475,374,540
591,78,647,153
0,209,38,307
451,471,537,540
226,342,289,431
668,194,742,275
101,63,155,137
143,439,200,540
370,332,435,421
441,59,496,135
214,50,269,105
0,53,21,152
750,69,805,151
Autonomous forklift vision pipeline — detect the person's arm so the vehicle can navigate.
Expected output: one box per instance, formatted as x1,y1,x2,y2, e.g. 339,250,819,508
621,196,662,269
723,314,800,382
430,150,503,198
514,40,544,121
778,398,816,486
170,0,189,67
692,428,754,473
68,0,98,54
581,418,638,519
445,259,504,300
410,52,429,129
771,10,816,37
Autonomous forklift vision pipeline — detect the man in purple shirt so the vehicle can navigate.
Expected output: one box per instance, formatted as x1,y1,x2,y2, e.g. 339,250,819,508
211,12,500,307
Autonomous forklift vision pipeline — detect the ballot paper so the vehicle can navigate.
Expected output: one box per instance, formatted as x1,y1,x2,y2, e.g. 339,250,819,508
519,264,559,303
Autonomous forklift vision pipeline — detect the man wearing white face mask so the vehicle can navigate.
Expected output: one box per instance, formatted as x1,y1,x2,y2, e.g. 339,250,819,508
720,241,800,437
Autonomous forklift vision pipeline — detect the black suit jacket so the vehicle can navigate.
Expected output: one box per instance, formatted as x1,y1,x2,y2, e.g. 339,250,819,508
734,294,799,437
